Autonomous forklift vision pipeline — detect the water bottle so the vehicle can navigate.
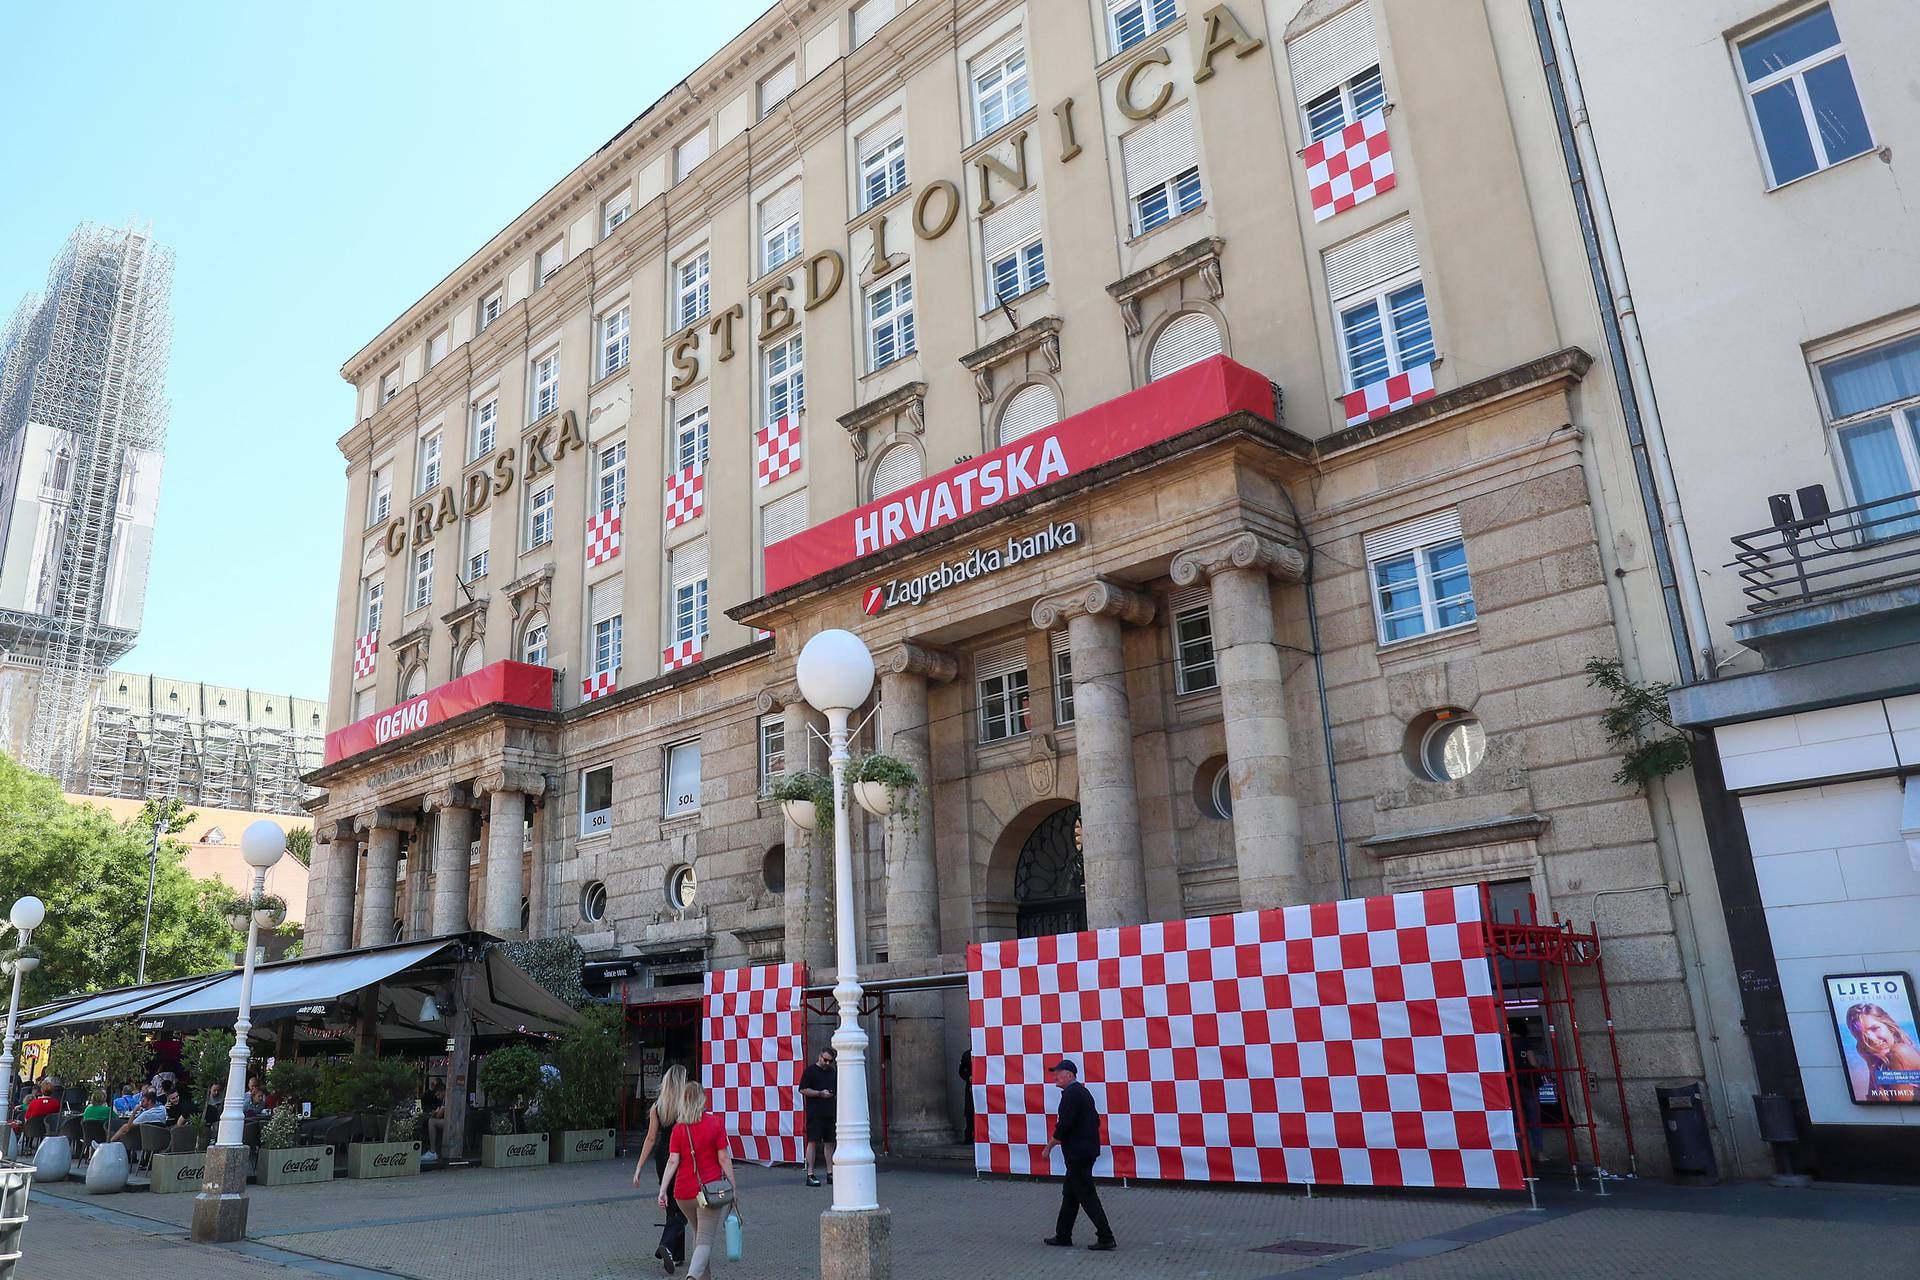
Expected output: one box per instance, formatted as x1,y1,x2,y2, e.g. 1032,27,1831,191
724,1210,744,1262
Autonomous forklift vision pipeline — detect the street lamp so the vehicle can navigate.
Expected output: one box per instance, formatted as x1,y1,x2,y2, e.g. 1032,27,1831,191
0,895,46,1154
191,820,284,1243
795,629,883,1228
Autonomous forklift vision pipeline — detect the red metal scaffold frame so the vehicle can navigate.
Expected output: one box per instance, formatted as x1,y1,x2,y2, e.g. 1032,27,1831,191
1481,883,1637,1188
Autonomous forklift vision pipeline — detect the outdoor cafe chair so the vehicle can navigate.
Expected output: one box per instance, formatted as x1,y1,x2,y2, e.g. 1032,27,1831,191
81,1118,109,1159
20,1115,45,1156
136,1124,169,1170
167,1124,195,1154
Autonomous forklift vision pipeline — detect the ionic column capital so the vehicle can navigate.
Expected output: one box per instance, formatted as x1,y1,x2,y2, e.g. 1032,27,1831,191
422,783,477,814
475,767,549,799
755,681,805,715
1170,530,1306,587
369,807,420,833
874,642,958,683
1030,578,1157,631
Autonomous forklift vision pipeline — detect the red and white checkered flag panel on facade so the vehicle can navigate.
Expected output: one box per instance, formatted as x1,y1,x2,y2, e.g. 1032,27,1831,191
352,633,378,678
702,962,808,1166
662,637,702,672
586,507,623,566
1303,108,1396,223
580,670,616,702
664,465,704,530
968,885,1522,1191
1342,361,1435,426
755,416,801,487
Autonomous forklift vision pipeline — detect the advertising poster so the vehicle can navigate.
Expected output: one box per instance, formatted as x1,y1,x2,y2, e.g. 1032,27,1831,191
1825,972,1920,1104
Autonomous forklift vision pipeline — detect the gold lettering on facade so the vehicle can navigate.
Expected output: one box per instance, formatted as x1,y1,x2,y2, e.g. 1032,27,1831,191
1118,47,1174,120
915,179,962,239
804,250,845,311
491,448,515,496
863,211,906,280
709,303,743,363
523,425,554,480
758,275,797,341
1053,98,1082,162
974,134,1030,214
671,332,700,390
1194,5,1264,82
384,519,407,557
411,502,435,547
433,485,459,531
554,409,585,458
463,470,491,515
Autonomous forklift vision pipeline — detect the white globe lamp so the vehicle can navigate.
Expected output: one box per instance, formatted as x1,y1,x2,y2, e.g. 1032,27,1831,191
9,896,44,933
797,628,875,713
240,820,287,869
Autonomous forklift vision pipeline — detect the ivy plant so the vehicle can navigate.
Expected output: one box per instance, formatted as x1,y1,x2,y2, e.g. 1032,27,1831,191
1584,658,1690,791
494,935,588,1008
260,1103,303,1150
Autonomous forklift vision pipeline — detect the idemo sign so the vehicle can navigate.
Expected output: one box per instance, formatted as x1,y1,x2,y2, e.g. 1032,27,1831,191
763,355,1274,593
324,660,551,765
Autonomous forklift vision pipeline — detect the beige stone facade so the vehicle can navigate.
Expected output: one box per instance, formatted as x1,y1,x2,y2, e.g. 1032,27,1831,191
308,0,1741,1171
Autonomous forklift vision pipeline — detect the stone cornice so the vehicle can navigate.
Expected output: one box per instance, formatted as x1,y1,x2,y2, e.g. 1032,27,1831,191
503,564,555,618
839,380,927,442
392,624,432,663
960,315,1062,402
874,642,959,683
1106,237,1226,336
1311,347,1594,462
1031,579,1157,631
1361,814,1550,860
1170,530,1306,586
440,594,490,637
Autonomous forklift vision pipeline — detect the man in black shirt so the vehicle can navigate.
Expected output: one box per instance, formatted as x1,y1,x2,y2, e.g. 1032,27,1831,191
1042,1059,1115,1251
798,1047,836,1187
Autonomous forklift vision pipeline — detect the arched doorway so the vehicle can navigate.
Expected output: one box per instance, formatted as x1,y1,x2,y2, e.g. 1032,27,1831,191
1015,804,1085,938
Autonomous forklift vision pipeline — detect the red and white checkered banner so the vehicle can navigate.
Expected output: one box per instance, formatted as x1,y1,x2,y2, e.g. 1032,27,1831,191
968,885,1522,1191
665,464,704,529
703,962,808,1165
1303,108,1396,223
352,633,378,678
1342,361,1435,426
662,637,702,673
586,507,622,566
755,415,801,486
580,670,616,702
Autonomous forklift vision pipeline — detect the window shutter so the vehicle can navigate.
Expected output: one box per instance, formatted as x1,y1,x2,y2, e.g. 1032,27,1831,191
1121,103,1197,195
981,192,1042,262
675,383,710,423
761,60,797,112
671,536,710,586
1324,215,1418,302
467,509,491,556
1286,3,1378,108
860,113,904,161
972,33,1023,84
1050,628,1071,656
975,638,1027,681
590,577,624,623
1169,585,1209,616
1362,509,1462,562
761,489,809,547
1147,312,1224,380
997,384,1060,445
853,0,895,46
676,129,710,181
761,183,802,233
869,445,924,497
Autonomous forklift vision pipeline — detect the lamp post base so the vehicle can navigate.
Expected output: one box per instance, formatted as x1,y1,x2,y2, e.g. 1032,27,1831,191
188,1146,252,1243
821,1206,892,1280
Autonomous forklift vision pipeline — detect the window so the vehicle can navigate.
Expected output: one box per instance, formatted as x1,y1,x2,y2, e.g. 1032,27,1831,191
522,614,549,666
759,60,797,118
675,128,710,183
760,185,802,274
1288,5,1383,138
381,370,400,403
971,38,1031,139
470,395,498,460
602,188,631,236
1364,510,1476,644
464,508,491,582
982,193,1045,305
976,639,1030,743
1818,331,1920,537
867,274,915,369
1304,65,1385,143
763,847,785,894
1170,587,1217,694
1737,5,1871,188
673,392,711,471
990,241,1046,305
765,334,805,429
665,741,702,817
538,240,564,286
1199,758,1233,819
403,664,428,699
1417,713,1486,783
676,249,711,329
597,440,627,513
581,879,608,922
581,766,613,836
758,714,786,794
589,576,623,674
869,444,923,499
858,126,907,211
532,349,561,419
417,432,442,494
457,641,484,676
360,578,384,637
670,538,710,647
1147,312,1224,380
667,863,698,909
1052,631,1074,726
998,383,1060,446
369,464,392,525
600,305,630,377
852,0,895,47
527,481,554,549
761,488,808,561
1123,105,1203,235
352,688,375,719
410,546,434,611
1107,0,1177,55
1326,216,1430,390
479,290,503,330
427,329,449,369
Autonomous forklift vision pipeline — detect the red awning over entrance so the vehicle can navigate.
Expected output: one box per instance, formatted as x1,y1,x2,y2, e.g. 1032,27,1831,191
323,660,552,764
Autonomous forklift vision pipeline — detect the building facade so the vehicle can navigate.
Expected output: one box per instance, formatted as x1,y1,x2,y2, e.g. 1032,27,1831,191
308,0,1741,1170
1555,0,1920,1178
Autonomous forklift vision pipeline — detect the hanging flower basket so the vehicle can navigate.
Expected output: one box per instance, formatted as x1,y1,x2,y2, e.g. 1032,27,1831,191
770,771,834,840
852,781,895,817
1,945,40,975
847,753,920,831
781,798,819,830
253,894,289,929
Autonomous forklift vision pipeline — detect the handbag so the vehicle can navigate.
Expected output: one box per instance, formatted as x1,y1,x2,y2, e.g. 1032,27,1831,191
724,1209,743,1262
682,1123,735,1208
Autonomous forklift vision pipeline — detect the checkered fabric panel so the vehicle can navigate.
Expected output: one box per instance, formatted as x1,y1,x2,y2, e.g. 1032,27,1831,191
703,962,808,1166
755,415,802,487
580,670,616,702
1341,361,1435,426
351,633,378,678
586,507,623,566
967,885,1521,1191
662,637,702,672
1303,108,1396,223
664,465,704,530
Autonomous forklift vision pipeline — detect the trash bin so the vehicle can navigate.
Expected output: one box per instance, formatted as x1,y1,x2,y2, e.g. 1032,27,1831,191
1655,1083,1719,1182
1753,1094,1810,1187
0,1158,34,1278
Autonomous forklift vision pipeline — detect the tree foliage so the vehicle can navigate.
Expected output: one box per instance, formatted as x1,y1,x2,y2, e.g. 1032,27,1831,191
1584,659,1691,791
181,1028,234,1104
0,755,237,1005
283,826,313,868
50,1021,150,1090
537,1004,622,1132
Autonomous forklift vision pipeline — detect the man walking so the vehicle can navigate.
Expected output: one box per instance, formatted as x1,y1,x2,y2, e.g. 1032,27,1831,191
798,1046,836,1187
1042,1059,1115,1252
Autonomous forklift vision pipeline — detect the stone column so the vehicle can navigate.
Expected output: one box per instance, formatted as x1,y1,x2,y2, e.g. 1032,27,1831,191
1032,580,1157,929
875,642,957,1148
526,795,550,939
428,787,478,937
762,684,832,971
479,772,535,936
359,820,404,948
1171,530,1309,911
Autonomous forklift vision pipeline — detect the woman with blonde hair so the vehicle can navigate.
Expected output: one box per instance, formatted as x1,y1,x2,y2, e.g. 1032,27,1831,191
659,1080,739,1280
1847,1003,1920,1103
632,1065,690,1273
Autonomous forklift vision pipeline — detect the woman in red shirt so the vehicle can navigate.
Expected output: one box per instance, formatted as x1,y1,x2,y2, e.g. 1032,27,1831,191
657,1081,738,1279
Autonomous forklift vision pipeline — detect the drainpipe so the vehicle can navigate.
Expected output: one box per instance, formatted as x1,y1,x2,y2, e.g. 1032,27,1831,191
1532,0,1717,683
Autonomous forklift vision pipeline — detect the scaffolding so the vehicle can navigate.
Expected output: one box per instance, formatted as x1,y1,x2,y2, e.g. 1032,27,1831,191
0,223,172,788
78,690,323,818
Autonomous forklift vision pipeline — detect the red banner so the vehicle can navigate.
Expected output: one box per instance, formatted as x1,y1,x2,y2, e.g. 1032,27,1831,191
762,355,1274,593
323,660,552,765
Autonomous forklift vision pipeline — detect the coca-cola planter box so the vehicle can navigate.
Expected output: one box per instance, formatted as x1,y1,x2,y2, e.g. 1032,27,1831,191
258,1145,336,1186
346,1141,422,1179
481,1133,549,1168
557,1129,615,1163
147,1151,207,1194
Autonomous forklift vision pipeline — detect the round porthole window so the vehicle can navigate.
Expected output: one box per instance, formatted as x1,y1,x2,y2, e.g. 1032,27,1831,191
1419,714,1487,782
1194,756,1233,820
762,847,786,895
667,864,698,910
580,880,608,924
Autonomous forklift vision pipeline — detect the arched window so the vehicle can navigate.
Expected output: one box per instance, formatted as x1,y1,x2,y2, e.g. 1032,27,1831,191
997,384,1060,446
1147,311,1224,380
522,613,550,666
1015,805,1086,938
457,641,483,677
402,664,427,699
49,448,71,491
869,444,924,499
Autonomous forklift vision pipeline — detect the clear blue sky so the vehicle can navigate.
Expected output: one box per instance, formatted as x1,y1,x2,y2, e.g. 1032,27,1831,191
0,0,770,698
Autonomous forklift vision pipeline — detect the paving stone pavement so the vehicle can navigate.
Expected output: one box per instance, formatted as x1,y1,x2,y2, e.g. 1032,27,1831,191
17,1158,1919,1279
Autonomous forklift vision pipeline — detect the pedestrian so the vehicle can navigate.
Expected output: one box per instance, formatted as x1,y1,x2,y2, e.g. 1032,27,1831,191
659,1081,739,1280
631,1064,690,1273
1041,1059,1115,1252
798,1046,835,1186
958,1049,974,1143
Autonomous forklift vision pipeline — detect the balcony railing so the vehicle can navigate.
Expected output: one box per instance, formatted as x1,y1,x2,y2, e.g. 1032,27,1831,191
1730,484,1920,609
